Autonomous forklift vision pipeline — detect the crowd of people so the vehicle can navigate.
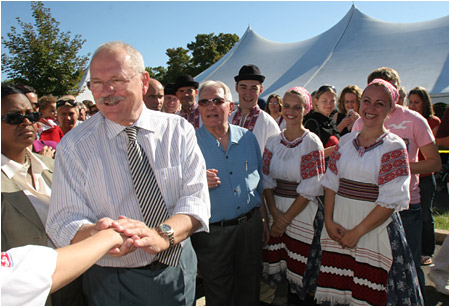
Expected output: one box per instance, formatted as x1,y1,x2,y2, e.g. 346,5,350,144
1,41,448,306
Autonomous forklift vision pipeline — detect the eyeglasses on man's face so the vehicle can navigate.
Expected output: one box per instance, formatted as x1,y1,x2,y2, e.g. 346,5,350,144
198,98,226,107
1,111,41,125
87,74,139,93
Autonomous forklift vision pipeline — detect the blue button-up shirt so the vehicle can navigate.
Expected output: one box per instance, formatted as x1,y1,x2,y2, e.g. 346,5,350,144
196,124,264,223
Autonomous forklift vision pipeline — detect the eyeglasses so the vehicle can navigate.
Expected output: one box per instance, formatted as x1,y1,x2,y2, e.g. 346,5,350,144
87,74,139,92
268,102,279,105
57,99,77,108
198,98,226,107
1,112,41,125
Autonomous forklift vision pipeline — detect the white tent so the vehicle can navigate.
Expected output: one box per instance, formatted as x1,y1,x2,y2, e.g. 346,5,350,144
77,5,449,104
195,5,449,103
76,69,93,103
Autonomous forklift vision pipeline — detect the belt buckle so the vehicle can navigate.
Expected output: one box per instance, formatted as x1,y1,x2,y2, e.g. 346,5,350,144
237,215,247,224
150,261,168,271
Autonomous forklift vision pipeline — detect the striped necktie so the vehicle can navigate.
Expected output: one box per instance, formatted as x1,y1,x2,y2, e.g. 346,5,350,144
125,126,182,267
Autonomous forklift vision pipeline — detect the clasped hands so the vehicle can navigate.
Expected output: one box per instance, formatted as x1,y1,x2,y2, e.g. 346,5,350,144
90,216,170,257
324,219,364,249
270,208,291,238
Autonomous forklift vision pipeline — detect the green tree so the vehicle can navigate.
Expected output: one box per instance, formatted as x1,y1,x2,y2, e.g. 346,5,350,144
147,32,239,84
1,1,90,97
146,66,167,81
164,47,191,84
187,33,239,76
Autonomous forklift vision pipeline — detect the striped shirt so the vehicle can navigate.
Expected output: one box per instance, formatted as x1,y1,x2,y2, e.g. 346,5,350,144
46,105,210,267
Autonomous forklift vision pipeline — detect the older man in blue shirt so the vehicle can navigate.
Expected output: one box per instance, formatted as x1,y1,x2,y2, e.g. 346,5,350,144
192,80,269,305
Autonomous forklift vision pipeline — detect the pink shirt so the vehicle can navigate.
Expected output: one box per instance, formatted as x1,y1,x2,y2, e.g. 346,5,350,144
353,105,435,204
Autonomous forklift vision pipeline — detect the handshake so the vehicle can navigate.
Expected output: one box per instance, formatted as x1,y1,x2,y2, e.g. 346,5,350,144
89,216,170,258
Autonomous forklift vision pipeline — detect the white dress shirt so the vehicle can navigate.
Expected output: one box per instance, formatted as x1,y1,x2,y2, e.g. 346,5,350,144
46,105,210,267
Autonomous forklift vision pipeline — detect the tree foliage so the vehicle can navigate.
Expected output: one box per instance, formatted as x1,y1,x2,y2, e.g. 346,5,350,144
1,1,90,97
146,33,239,85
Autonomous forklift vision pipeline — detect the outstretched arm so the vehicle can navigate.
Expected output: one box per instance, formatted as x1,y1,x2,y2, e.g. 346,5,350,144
51,228,126,293
111,214,201,254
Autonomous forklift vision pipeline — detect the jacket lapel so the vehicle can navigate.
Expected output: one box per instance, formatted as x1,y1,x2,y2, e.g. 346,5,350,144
1,171,46,231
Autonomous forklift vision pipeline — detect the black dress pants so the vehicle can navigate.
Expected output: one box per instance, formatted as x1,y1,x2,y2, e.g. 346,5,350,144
191,209,263,306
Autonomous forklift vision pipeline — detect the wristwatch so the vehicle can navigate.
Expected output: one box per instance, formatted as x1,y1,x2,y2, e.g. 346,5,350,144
157,224,175,247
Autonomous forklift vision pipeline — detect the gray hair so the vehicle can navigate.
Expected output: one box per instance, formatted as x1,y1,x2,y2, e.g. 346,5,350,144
91,41,145,74
198,80,233,102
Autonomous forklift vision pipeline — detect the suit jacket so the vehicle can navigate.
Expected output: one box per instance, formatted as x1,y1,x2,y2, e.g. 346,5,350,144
1,154,54,251
2,154,86,305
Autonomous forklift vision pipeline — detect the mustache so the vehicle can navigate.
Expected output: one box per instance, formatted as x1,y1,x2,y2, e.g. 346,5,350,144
98,96,126,104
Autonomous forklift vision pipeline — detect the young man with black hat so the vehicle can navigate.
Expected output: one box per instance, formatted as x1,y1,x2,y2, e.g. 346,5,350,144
162,83,180,114
230,64,280,154
175,74,203,129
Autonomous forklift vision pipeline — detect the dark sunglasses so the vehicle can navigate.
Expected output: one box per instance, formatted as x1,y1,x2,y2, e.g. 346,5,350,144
1,112,41,125
56,99,77,108
318,85,336,93
198,98,226,107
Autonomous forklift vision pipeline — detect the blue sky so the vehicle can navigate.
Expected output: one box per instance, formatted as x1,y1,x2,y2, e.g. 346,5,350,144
1,1,449,81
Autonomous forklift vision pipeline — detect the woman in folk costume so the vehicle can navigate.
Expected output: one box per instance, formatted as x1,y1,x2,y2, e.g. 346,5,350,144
261,86,326,304
315,79,423,305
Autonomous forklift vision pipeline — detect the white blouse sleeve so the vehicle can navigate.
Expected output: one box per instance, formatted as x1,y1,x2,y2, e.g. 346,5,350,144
262,145,277,189
321,144,341,193
297,137,326,200
376,146,411,211
1,245,58,306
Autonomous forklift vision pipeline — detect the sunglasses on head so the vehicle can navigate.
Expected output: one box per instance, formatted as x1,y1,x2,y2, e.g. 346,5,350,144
56,99,77,108
1,112,41,125
318,85,336,93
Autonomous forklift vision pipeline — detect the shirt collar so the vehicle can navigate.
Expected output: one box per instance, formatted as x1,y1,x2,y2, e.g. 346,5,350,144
1,148,48,179
104,103,155,140
228,124,240,145
198,124,240,147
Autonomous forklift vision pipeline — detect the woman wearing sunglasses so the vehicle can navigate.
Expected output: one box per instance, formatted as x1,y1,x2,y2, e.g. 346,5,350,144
1,83,84,305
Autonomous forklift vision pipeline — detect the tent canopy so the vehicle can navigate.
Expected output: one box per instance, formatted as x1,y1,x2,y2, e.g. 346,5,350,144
77,5,448,104
195,4,449,103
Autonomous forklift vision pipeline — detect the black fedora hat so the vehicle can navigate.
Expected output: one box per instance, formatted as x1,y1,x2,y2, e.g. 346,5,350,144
234,64,265,83
174,74,199,90
164,83,177,96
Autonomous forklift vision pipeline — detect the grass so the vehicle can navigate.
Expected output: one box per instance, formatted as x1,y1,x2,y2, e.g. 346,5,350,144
433,209,449,231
